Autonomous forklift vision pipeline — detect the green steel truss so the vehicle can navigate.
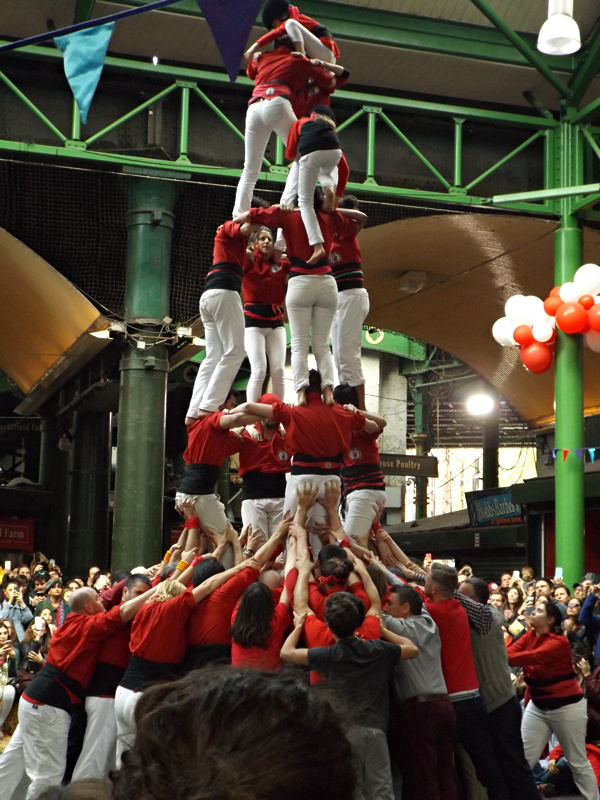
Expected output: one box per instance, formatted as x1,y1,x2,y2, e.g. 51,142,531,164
1,37,600,219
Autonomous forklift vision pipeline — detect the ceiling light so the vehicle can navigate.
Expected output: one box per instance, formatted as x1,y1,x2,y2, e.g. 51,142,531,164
398,271,427,294
538,0,581,55
152,56,159,66
466,393,496,417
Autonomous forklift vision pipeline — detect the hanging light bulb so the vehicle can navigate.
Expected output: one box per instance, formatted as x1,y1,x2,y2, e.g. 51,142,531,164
538,0,581,55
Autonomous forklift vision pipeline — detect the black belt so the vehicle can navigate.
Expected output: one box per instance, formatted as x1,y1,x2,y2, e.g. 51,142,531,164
404,693,449,706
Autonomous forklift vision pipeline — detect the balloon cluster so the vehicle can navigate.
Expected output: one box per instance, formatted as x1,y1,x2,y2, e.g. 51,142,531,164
492,263,600,373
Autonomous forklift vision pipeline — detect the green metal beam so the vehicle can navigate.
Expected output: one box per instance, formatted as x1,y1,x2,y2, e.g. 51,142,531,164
571,98,600,125
568,34,600,107
468,0,570,98
106,0,574,71
491,183,600,205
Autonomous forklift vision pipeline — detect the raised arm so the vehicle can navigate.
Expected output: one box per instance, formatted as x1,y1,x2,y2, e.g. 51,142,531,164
347,551,381,617
192,557,260,603
280,611,310,665
318,480,344,537
294,482,319,529
253,516,292,568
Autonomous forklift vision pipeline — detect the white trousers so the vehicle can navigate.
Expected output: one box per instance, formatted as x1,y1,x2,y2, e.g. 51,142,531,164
0,683,15,727
344,489,387,544
175,492,233,567
0,697,71,800
286,274,337,391
241,497,285,538
72,696,117,781
233,96,297,218
281,150,341,245
331,288,369,386
284,473,341,557
187,289,245,416
114,686,141,768
283,19,337,62
521,697,598,800
244,326,287,402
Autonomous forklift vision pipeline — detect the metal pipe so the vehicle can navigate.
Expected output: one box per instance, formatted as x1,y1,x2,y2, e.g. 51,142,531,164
366,110,377,180
453,118,464,187
178,84,190,158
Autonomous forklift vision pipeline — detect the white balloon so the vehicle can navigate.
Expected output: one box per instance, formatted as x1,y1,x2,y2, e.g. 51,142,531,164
492,317,516,346
574,263,600,296
532,322,554,343
525,295,545,317
559,281,581,303
585,330,600,353
594,296,600,305
531,310,553,327
505,295,532,325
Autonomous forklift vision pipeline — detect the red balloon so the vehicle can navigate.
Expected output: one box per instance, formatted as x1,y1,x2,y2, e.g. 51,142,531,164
580,295,595,310
555,302,588,334
548,329,557,344
513,325,534,346
581,319,591,334
588,304,600,333
550,286,562,297
544,296,563,316
520,342,553,373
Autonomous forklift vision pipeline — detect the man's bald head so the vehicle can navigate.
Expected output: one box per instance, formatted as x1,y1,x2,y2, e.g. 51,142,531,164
69,587,103,615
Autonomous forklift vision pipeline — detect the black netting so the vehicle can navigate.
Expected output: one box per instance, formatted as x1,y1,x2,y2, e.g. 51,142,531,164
0,157,480,324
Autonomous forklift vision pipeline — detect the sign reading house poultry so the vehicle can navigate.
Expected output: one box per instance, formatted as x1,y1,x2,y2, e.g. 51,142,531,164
379,453,438,478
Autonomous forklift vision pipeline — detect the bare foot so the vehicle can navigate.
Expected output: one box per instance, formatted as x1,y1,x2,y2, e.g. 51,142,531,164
297,387,308,407
322,385,334,406
185,411,211,426
323,186,336,212
307,243,325,265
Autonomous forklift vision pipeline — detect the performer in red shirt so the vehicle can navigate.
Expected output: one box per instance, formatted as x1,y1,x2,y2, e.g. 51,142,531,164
178,390,260,539
243,228,290,403
235,206,365,405
186,220,261,423
334,383,386,546
232,38,337,219
71,574,152,781
249,0,340,63
330,196,370,410
425,563,510,800
236,371,385,553
0,586,152,800
236,392,291,537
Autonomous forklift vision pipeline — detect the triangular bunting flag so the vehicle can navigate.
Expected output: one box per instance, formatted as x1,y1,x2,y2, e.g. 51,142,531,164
563,449,569,462
552,448,557,459
55,23,114,124
576,448,583,461
590,448,597,463
198,0,263,82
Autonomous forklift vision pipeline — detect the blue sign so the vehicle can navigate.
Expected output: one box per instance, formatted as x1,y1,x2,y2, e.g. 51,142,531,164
465,488,524,527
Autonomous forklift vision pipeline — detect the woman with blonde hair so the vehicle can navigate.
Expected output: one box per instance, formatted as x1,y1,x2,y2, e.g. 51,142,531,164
115,559,259,763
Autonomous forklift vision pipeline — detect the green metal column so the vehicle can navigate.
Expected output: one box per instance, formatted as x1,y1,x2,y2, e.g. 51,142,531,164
67,411,111,575
554,115,585,586
38,418,70,565
112,176,176,570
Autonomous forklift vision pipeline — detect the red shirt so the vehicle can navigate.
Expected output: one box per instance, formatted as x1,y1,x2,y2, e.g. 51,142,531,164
271,394,364,463
95,624,132,670
256,6,340,59
308,580,370,621
341,429,385,495
507,629,583,708
183,412,233,466
291,69,350,118
186,567,259,646
425,596,479,695
129,588,196,664
247,206,357,276
238,428,291,477
231,603,290,670
205,221,248,292
243,255,289,307
247,48,334,103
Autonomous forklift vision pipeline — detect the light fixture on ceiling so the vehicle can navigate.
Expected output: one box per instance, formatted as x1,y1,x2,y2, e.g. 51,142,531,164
537,0,581,56
465,392,496,417
398,271,427,294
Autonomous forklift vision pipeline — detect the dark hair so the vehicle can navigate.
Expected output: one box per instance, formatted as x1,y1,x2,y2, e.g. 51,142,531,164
159,563,177,582
248,226,273,246
273,34,295,50
324,592,365,638
465,576,490,605
111,570,131,584
250,196,270,209
430,563,458,595
309,104,336,124
390,584,423,615
307,368,322,395
192,559,225,588
230,583,274,649
317,544,345,563
543,601,563,634
506,584,525,610
536,577,554,589
262,0,290,29
333,384,359,407
124,574,152,595
339,195,359,210
313,186,325,212
111,668,356,800
320,557,352,582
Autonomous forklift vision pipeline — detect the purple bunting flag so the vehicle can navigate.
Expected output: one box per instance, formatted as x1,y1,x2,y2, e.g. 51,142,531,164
575,448,583,462
197,0,263,82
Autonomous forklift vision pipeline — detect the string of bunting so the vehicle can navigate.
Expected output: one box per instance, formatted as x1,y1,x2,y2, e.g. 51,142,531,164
551,448,599,462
